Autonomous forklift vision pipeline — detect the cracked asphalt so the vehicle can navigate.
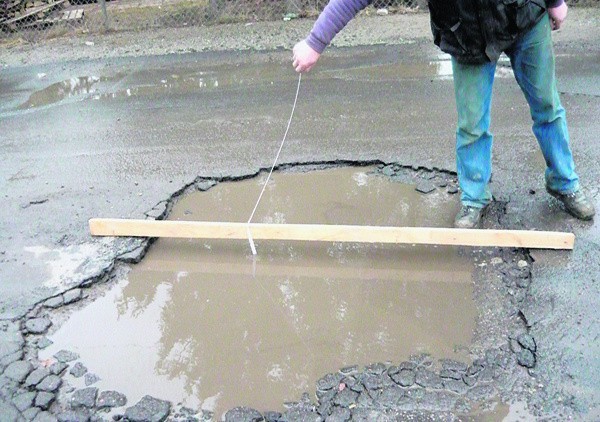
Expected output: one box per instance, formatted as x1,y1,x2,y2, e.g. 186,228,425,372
1,8,599,421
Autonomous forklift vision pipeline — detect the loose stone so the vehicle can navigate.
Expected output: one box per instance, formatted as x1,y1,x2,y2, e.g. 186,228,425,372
223,406,263,422
316,389,336,404
517,334,536,352
63,289,83,305
124,395,171,422
84,373,100,386
490,257,503,265
43,297,63,309
196,180,217,191
447,186,459,194
361,373,382,391
97,391,127,409
37,338,53,350
380,165,395,177
517,260,528,268
517,349,536,368
333,389,358,408
4,360,34,382
49,362,68,375
415,368,443,389
35,391,56,410
317,373,342,391
36,375,62,392
54,350,79,363
25,367,50,387
25,318,52,335
71,387,99,409
364,362,387,375
70,362,88,378
391,369,415,387
13,391,37,412
415,181,436,194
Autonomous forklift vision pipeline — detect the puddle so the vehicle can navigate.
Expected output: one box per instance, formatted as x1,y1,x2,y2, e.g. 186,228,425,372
19,63,290,110
42,166,476,417
328,54,514,82
19,76,103,109
465,400,536,421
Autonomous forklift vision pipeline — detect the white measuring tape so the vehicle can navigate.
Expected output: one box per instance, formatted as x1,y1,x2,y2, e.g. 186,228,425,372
246,73,302,255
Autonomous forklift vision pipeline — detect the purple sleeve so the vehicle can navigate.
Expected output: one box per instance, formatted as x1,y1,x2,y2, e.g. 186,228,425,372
305,0,372,53
546,0,564,7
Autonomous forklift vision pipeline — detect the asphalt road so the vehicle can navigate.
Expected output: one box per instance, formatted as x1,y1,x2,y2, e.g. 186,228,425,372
1,23,599,418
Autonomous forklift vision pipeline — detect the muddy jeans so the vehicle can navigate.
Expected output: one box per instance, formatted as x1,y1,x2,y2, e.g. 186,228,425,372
451,15,580,208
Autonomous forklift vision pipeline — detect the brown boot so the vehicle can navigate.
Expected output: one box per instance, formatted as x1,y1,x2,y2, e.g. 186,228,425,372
546,187,596,220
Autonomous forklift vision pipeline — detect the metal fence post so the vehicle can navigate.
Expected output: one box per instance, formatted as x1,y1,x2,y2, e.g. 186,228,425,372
98,0,109,30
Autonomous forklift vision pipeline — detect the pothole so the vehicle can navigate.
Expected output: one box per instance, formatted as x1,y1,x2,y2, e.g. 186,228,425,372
39,166,477,416
17,164,539,421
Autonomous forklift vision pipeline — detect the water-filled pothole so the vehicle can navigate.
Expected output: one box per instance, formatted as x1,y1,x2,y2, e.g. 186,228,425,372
42,166,476,417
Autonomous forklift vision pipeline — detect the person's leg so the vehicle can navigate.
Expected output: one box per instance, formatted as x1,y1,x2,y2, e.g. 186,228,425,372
506,16,578,193
451,58,497,209
506,16,594,219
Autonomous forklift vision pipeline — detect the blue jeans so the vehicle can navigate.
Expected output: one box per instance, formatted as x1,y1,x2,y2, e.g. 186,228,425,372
451,16,580,208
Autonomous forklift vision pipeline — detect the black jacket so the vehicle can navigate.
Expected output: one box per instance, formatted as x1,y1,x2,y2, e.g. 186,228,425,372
428,0,549,64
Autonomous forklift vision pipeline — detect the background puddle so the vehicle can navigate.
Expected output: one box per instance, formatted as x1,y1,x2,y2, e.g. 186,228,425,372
42,166,476,417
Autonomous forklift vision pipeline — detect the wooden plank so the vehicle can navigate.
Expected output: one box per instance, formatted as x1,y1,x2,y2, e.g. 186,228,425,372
2,0,65,25
89,218,575,250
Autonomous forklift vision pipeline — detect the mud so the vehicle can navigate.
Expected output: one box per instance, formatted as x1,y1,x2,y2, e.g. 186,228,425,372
40,167,475,417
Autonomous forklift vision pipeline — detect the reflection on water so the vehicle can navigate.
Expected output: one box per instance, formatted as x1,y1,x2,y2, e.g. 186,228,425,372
18,63,289,110
19,76,101,109
42,167,476,417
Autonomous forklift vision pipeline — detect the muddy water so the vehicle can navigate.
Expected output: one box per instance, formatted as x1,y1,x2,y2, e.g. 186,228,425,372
43,167,475,417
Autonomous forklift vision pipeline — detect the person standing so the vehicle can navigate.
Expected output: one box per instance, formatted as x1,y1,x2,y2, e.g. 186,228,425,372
292,0,595,228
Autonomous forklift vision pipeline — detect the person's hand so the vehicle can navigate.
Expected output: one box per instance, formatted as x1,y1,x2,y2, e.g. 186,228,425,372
292,40,321,73
548,2,568,30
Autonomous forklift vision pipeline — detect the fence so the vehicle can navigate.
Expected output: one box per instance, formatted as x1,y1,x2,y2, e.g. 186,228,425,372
1,0,598,43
